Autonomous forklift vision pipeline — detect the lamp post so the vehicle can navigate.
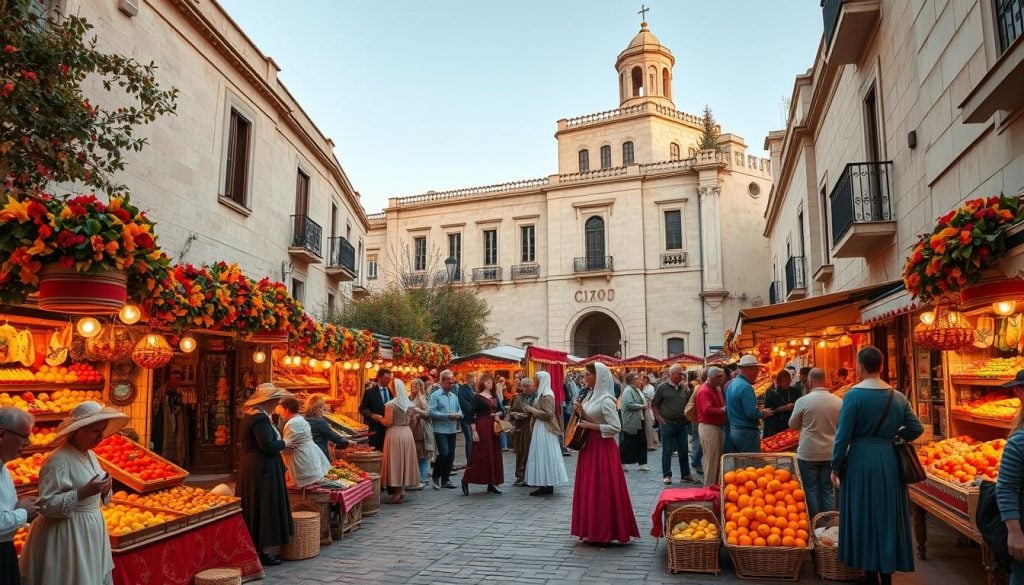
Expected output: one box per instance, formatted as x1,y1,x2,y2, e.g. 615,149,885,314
444,256,458,284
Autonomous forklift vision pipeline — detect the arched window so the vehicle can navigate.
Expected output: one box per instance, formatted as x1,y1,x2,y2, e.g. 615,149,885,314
578,149,589,173
662,68,672,100
622,141,634,165
600,145,612,169
670,142,680,161
584,216,606,270
666,337,685,357
648,65,658,96
631,66,644,97
619,73,626,102
688,147,697,157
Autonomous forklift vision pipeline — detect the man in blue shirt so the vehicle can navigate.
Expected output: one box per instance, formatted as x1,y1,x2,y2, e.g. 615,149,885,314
725,355,773,453
428,370,463,489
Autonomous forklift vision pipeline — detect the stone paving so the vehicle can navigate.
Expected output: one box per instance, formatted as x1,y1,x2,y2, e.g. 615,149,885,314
263,439,988,584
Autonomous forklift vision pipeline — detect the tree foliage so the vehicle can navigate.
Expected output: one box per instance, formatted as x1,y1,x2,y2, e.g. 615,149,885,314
696,105,720,151
0,0,178,200
333,287,431,342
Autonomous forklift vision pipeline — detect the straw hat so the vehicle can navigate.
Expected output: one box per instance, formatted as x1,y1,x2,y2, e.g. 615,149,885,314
243,382,292,407
55,401,129,440
737,355,764,368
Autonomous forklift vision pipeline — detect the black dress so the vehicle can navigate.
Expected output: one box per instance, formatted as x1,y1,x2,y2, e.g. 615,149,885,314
307,415,349,460
762,385,802,438
238,410,293,549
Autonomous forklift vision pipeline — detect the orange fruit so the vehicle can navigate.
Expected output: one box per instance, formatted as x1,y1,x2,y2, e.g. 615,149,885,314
796,502,807,512
754,537,767,546
744,480,758,492
784,495,796,506
767,479,782,492
742,508,756,520
724,471,737,484
786,504,798,514
753,498,766,509
764,494,777,506
756,476,770,489
737,516,750,528
725,521,737,533
793,489,805,502
751,489,765,500
767,534,782,546
770,526,782,537
787,480,800,491
737,527,749,536
754,510,767,522
726,491,738,502
774,517,788,529
776,469,791,482
727,536,738,545
735,471,748,484
788,513,799,523
797,519,809,531
757,524,771,538
738,495,750,508
795,538,807,548
774,505,787,517
739,535,753,546
782,535,795,547
796,529,808,541
727,529,739,541
746,466,758,475
763,464,775,475
782,528,796,538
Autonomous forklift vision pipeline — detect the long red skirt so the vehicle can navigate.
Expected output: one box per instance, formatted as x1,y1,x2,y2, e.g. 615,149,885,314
463,416,504,486
571,433,640,543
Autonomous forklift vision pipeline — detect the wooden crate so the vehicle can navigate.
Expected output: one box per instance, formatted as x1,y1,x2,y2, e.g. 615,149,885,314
105,502,188,549
95,439,188,493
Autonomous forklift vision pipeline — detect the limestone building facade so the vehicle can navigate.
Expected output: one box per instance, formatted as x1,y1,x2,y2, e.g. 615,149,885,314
763,0,1024,303
367,23,774,358
39,0,370,314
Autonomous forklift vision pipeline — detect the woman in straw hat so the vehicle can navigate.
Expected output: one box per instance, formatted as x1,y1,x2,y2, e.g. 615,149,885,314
19,401,127,585
237,383,293,567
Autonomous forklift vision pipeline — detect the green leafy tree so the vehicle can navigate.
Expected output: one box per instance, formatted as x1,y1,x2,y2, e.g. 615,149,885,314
332,286,431,341
1,0,178,200
421,285,491,356
696,105,720,151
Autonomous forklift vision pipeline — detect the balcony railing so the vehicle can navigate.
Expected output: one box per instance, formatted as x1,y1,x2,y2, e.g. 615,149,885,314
433,268,463,284
769,281,782,305
661,252,688,267
830,161,893,246
822,0,843,49
511,263,540,279
289,214,322,261
326,237,356,279
472,266,502,283
997,0,1023,53
402,273,426,288
574,256,613,273
785,256,807,297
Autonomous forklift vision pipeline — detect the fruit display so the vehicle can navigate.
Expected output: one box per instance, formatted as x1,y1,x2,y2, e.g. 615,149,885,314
273,369,330,387
113,486,238,515
953,390,1019,421
327,459,371,485
6,453,45,485
326,411,369,433
722,464,810,548
671,518,720,541
94,435,186,487
0,362,103,385
955,356,1024,379
927,438,1005,485
27,424,58,448
101,502,180,537
0,368,35,383
753,378,772,398
761,429,800,453
13,526,26,556
337,443,376,456
916,435,979,467
0,388,104,416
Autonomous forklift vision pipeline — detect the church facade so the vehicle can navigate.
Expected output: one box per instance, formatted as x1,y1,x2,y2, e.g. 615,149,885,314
366,23,773,358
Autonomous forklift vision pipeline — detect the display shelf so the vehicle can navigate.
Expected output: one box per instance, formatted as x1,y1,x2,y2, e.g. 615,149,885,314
273,383,331,391
22,444,55,454
949,376,1013,387
30,412,68,423
952,412,1013,429
0,382,106,391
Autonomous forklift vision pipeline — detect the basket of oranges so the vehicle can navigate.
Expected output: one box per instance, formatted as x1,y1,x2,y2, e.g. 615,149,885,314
666,504,721,574
720,453,813,581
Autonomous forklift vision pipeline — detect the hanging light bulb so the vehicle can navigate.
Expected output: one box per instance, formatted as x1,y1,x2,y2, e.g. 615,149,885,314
994,300,1017,316
179,335,197,353
802,337,811,346
76,317,101,338
817,340,826,349
253,350,267,364
342,361,352,370
789,339,798,347
118,304,141,325
920,311,936,325
322,360,333,370
364,361,373,369
839,334,853,346
282,355,293,367
307,357,317,368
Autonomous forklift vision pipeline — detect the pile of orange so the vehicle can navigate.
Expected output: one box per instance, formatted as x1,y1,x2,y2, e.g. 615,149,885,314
722,464,809,548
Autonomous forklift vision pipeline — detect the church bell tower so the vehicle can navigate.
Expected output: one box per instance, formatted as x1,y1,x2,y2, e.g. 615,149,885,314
615,21,676,109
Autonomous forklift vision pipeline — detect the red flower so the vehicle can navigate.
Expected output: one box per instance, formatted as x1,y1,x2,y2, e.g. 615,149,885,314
938,209,957,225
56,230,85,249
20,70,37,82
2,45,16,53
37,224,53,239
959,231,972,245
1,82,14,98
111,207,131,222
57,255,75,269
26,201,47,220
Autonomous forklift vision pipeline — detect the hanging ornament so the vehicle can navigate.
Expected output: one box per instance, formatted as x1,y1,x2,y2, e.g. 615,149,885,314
993,300,1017,316
132,333,173,369
179,335,197,353
118,304,142,325
76,317,101,339
914,305,975,351
253,350,267,364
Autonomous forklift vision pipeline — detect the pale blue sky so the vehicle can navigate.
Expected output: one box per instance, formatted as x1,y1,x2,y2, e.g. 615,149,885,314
219,1,824,213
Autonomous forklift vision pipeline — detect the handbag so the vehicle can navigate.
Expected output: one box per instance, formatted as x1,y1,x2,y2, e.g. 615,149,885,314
873,390,926,485
683,388,698,424
493,416,513,434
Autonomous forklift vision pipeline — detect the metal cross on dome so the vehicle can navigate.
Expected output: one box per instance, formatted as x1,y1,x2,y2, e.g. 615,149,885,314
638,4,650,22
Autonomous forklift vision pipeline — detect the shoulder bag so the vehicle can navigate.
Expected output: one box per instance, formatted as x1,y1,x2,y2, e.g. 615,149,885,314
683,388,698,424
874,390,926,485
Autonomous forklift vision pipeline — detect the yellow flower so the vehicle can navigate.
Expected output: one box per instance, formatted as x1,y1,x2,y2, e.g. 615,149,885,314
0,196,30,223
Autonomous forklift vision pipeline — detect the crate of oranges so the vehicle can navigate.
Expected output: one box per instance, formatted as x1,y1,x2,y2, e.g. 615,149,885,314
666,505,721,575
720,453,813,581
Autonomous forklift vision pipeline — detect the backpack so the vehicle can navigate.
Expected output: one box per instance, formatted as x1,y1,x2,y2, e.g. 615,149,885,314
976,480,1011,570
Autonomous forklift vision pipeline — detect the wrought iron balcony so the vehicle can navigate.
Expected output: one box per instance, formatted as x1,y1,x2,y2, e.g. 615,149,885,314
830,161,895,258
433,267,463,285
326,237,356,280
472,266,502,283
769,281,782,305
289,215,322,263
511,263,540,280
822,0,881,65
402,273,427,288
574,256,613,273
661,252,688,267
785,256,807,300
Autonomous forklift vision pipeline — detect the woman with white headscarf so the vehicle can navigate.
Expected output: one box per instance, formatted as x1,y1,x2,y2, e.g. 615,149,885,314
570,362,640,544
380,379,420,504
524,371,569,496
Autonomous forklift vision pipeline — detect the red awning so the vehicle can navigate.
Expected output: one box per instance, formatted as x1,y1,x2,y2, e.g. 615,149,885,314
663,353,705,366
525,345,572,365
619,354,667,368
576,354,621,366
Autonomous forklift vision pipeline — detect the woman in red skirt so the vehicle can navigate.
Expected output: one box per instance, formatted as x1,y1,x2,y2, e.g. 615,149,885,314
571,362,640,544
461,374,505,495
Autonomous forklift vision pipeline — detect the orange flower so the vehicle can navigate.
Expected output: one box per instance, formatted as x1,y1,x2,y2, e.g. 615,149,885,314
0,196,30,223
4,249,42,284
90,235,118,261
121,222,151,253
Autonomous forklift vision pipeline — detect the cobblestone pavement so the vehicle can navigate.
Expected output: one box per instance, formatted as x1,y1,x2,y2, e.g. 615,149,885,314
263,439,988,584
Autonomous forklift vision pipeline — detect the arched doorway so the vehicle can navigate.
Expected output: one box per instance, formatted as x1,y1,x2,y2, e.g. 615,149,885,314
572,312,622,357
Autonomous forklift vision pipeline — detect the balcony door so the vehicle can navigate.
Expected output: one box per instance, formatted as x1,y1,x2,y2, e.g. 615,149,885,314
294,170,310,245
863,85,883,219
585,216,605,270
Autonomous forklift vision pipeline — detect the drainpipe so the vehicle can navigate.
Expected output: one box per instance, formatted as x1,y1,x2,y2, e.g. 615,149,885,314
697,189,708,362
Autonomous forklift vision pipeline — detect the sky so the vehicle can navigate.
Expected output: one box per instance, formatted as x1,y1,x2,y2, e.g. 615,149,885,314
218,1,824,213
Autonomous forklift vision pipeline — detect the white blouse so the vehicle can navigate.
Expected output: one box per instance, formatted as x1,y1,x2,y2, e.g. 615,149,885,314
584,395,622,438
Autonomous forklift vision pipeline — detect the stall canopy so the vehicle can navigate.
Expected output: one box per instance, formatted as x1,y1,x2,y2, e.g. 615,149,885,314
618,354,667,368
734,280,901,348
449,344,525,367
576,354,621,366
663,353,705,366
525,345,573,411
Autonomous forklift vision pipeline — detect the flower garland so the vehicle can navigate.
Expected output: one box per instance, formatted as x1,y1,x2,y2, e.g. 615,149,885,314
391,336,452,366
903,195,1024,302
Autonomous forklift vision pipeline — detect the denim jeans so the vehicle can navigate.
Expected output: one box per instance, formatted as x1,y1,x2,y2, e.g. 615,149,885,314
460,419,473,463
418,457,430,482
729,426,761,454
690,431,703,470
499,431,510,450
661,421,691,479
798,459,835,519
433,432,457,484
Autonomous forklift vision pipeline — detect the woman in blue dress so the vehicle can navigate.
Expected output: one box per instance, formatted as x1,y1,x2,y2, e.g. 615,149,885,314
831,346,923,585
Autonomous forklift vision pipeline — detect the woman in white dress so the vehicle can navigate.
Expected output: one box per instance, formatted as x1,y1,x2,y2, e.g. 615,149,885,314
524,371,568,496
20,401,128,585
277,397,331,488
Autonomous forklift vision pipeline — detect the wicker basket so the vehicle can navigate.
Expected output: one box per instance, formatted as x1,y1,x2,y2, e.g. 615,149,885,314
665,505,721,575
346,450,383,476
720,453,813,581
362,472,381,517
811,512,863,582
290,493,331,546
279,511,320,561
193,567,242,585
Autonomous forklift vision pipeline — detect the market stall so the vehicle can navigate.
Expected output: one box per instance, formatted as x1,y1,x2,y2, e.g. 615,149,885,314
449,344,525,378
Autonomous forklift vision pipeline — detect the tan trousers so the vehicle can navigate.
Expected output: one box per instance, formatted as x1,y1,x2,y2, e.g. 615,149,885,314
698,423,725,487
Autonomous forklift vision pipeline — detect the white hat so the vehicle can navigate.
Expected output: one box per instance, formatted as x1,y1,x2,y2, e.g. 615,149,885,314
55,401,129,440
243,382,293,407
210,483,234,496
737,355,764,368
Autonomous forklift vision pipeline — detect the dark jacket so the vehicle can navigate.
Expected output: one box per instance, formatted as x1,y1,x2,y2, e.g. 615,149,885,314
359,383,392,450
456,383,476,421
307,415,349,460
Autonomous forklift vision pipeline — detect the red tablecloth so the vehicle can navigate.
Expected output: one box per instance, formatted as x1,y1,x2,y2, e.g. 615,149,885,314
112,511,262,585
650,486,721,538
289,479,373,512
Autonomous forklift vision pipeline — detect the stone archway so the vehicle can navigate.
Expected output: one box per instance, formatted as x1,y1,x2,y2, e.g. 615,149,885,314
572,312,622,357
